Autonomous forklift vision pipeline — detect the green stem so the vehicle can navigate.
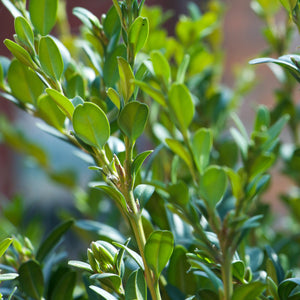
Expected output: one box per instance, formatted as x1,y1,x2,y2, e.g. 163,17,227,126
221,250,233,300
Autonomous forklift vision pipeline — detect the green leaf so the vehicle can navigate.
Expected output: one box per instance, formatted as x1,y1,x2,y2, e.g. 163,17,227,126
117,57,135,103
192,128,212,174
168,181,189,207
232,260,245,282
36,219,74,262
151,50,171,86
232,281,266,300
144,230,174,279
90,273,122,294
167,245,197,295
90,183,126,210
37,94,65,131
68,260,93,273
199,166,227,209
254,105,270,132
125,269,147,300
128,17,149,57
132,150,153,178
249,153,275,180
73,102,110,148
279,0,297,13
14,16,35,54
49,270,76,300
4,39,35,68
266,246,285,284
18,260,44,300
103,44,126,86
118,101,148,142
278,278,300,300
134,184,155,207
29,0,58,35
103,5,121,38
73,7,101,31
89,285,118,300
107,88,121,109
2,0,22,18
46,88,74,119
135,80,166,106
0,273,18,281
165,138,194,171
168,83,194,133
225,168,244,200
39,36,64,80
0,238,12,258
7,60,44,105
176,54,190,83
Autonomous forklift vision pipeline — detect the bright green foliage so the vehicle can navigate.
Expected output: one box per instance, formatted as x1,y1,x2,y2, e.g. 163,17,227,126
0,0,300,300
73,102,110,148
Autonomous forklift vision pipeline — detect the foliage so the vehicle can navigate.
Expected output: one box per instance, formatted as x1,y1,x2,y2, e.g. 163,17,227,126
0,0,299,299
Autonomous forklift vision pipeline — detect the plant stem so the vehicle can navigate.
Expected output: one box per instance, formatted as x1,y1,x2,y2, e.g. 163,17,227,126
221,250,233,300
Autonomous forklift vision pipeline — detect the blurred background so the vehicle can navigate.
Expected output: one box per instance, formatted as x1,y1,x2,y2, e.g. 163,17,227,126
0,0,297,217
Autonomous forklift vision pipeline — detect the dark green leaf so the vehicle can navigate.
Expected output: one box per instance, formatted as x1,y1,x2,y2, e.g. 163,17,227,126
132,150,153,178
39,36,64,80
144,230,174,279
36,219,74,262
168,181,189,207
18,260,44,300
89,285,118,300
125,269,147,300
128,17,149,57
73,102,110,148
232,281,266,300
49,270,76,300
7,60,44,105
266,246,285,284
118,101,148,142
232,260,245,282
103,5,121,38
29,0,58,35
278,278,300,300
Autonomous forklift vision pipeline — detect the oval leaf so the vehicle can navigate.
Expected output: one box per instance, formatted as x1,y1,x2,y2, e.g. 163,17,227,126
128,17,149,57
29,0,58,35
14,16,35,54
118,101,148,142
7,60,44,105
117,57,135,103
144,230,174,279
199,166,227,209
151,51,171,86
232,281,266,300
18,260,44,300
0,238,13,258
168,83,194,133
73,102,110,148
39,36,64,80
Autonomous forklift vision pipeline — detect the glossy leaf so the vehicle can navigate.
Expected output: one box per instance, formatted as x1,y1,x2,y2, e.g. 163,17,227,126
192,128,212,174
278,278,300,300
89,285,118,300
29,0,58,35
134,184,155,207
144,230,174,279
37,94,65,131
73,7,101,31
176,54,190,83
118,101,148,142
107,87,121,109
36,219,74,262
66,74,85,99
103,5,121,38
39,36,64,80
14,16,35,54
4,39,35,68
90,273,122,294
117,57,135,103
128,17,149,56
200,166,227,209
168,83,194,133
73,102,110,148
7,60,44,105
46,88,74,119
0,273,18,281
266,246,285,284
0,238,12,258
232,281,266,300
125,269,147,300
232,260,245,282
225,167,244,200
18,260,44,300
68,260,93,273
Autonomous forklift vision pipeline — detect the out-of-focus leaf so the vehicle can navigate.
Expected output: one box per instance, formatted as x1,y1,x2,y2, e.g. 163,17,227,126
0,238,12,258
125,269,147,300
135,80,166,106
151,50,171,86
278,278,300,300
129,17,149,57
29,0,58,35
89,285,118,300
117,57,135,103
18,260,44,300
232,281,266,300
